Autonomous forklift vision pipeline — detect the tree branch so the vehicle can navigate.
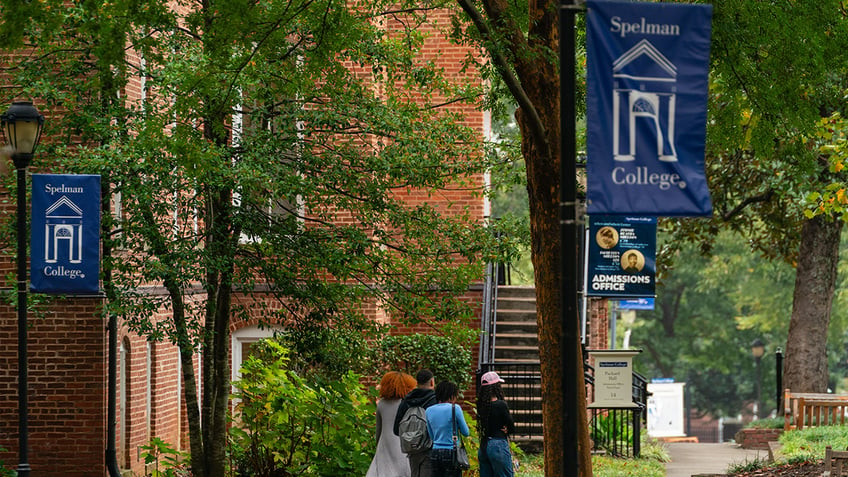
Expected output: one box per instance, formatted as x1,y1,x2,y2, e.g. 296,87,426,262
455,0,550,159
722,189,774,221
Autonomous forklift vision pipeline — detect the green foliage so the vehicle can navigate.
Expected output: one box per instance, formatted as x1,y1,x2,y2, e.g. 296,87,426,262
638,438,671,464
139,438,189,477
630,231,792,416
806,113,848,219
744,417,784,430
375,333,474,392
0,447,15,477
778,426,848,459
726,456,772,474
590,454,666,477
230,339,375,477
591,412,634,455
276,324,377,381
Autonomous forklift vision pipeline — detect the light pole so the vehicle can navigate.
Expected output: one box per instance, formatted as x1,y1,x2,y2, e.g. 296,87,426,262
1,101,45,477
751,338,765,420
776,347,784,415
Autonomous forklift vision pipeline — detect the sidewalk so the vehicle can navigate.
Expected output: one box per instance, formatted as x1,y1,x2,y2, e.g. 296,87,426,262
664,442,768,477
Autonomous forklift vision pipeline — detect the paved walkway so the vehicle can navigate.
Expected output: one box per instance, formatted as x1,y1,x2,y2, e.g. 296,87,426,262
664,442,768,477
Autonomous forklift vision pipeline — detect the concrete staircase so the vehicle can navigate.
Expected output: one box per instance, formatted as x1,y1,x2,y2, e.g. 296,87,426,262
485,285,543,449
490,286,540,364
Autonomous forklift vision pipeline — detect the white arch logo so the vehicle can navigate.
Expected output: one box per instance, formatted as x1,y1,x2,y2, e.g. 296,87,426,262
612,39,678,163
44,195,84,264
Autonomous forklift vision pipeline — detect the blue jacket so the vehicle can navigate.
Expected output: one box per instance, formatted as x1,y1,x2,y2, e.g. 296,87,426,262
425,403,470,449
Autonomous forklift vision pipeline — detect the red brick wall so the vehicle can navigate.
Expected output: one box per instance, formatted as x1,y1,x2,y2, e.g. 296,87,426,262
735,428,783,450
587,298,610,351
0,298,106,476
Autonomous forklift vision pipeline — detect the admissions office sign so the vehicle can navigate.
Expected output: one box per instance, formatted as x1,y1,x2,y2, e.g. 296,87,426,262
585,0,713,216
31,174,101,294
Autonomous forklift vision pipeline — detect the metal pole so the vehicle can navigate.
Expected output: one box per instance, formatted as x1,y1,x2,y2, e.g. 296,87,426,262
560,0,579,474
755,355,762,419
15,155,31,477
775,348,784,415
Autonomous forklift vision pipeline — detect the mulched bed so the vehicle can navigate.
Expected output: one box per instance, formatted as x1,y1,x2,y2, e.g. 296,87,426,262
730,460,821,477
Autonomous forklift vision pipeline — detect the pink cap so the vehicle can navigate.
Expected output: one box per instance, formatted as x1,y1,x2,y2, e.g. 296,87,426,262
480,371,505,386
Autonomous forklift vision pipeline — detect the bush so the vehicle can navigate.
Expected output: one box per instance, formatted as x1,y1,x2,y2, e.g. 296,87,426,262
0,448,15,477
745,417,784,429
376,333,474,392
639,437,671,463
230,339,376,477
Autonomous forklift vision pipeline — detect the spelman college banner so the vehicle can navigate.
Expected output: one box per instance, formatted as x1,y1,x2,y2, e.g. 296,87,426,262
586,0,713,216
31,174,101,294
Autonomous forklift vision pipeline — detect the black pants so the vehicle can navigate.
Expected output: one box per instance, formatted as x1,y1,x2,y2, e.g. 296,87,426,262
429,448,461,477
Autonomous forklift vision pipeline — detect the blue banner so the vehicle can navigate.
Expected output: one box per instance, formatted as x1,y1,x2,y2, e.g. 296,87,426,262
618,298,655,310
587,215,656,298
586,0,713,216
31,174,101,294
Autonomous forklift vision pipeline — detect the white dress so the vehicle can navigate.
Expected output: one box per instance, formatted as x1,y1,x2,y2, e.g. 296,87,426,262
366,398,411,477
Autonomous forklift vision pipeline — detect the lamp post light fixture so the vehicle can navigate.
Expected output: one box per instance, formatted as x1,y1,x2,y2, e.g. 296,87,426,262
751,338,766,420
1,101,45,477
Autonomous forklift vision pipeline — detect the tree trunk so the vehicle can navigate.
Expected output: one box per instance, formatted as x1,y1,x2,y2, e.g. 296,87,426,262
783,215,842,393
519,101,592,476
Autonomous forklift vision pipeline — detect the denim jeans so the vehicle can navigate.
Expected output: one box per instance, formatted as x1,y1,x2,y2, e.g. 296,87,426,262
429,448,461,477
478,438,514,477
409,450,432,477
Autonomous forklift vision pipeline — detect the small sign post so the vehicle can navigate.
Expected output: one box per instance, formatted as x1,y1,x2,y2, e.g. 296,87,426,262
588,349,641,408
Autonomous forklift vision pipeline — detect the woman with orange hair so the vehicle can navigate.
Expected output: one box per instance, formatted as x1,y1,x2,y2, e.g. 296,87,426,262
367,371,418,477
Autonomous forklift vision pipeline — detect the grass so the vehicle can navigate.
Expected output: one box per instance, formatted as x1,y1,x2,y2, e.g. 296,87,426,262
514,453,664,477
514,439,668,477
723,426,848,474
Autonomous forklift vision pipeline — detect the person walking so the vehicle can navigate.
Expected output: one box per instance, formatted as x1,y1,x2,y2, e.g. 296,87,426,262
394,369,437,477
367,371,419,477
476,371,515,477
425,381,469,477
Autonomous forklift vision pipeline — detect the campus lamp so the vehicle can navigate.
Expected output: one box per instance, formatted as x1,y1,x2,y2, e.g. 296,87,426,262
751,338,765,419
1,100,45,477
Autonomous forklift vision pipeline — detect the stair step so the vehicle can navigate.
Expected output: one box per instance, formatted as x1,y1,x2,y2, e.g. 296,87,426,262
494,286,537,298
493,322,537,335
495,298,537,312
495,310,537,321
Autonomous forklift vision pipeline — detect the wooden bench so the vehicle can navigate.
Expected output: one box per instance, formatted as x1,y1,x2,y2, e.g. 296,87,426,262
824,446,848,477
784,388,848,431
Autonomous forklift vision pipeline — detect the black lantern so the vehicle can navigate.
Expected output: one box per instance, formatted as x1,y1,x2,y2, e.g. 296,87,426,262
1,101,44,168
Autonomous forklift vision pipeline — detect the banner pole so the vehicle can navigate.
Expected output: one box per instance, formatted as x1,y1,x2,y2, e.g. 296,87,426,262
560,0,580,475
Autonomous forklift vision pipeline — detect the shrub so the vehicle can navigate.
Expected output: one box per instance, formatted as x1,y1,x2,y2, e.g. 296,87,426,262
745,417,784,429
639,437,671,463
230,339,375,477
139,438,189,477
0,448,15,477
376,333,474,392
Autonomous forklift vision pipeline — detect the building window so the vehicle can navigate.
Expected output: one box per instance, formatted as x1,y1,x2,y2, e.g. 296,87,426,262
231,325,282,384
120,338,129,468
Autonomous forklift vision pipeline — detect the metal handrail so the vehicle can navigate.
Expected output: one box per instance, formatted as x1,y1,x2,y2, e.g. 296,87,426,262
478,261,501,366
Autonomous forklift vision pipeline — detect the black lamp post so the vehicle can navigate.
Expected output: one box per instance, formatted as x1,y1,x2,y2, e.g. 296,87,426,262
1,101,45,477
751,338,766,419
776,347,784,415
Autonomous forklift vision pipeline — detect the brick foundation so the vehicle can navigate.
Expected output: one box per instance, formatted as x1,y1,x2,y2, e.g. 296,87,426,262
735,428,783,450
